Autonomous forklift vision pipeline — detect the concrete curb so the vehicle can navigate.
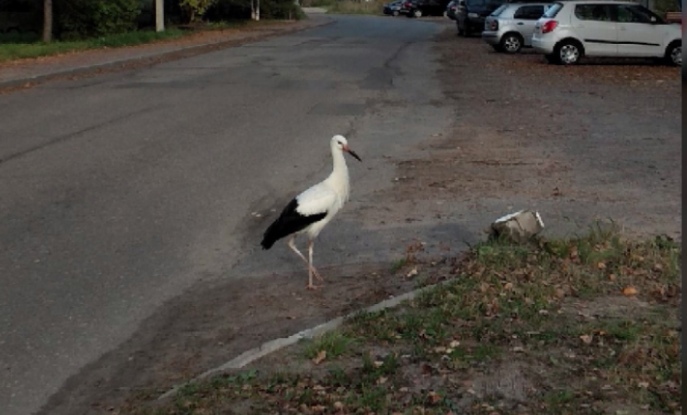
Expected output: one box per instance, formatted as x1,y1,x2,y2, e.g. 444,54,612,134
0,17,335,90
158,278,454,400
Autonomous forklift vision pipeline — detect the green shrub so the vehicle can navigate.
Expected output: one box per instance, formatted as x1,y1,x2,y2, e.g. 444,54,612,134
180,0,218,22
55,0,140,40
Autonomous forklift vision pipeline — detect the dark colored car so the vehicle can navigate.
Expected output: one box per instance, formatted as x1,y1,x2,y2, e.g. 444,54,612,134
383,0,405,16
446,0,459,19
455,0,506,36
403,0,452,17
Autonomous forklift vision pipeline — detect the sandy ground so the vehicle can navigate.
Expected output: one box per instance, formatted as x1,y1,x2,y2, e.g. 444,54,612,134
38,24,681,415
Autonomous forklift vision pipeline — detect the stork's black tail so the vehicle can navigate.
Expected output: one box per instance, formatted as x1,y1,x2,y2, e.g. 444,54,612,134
261,220,280,250
260,198,327,250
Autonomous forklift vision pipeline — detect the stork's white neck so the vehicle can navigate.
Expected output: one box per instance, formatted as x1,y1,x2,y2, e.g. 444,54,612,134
325,144,350,201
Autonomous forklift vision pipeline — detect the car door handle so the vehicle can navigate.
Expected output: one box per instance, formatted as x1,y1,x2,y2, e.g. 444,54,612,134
517,22,524,25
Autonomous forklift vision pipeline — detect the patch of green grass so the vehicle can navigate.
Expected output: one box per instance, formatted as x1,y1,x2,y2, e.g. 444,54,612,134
345,384,389,411
326,0,387,15
543,389,575,411
117,224,681,415
0,19,259,63
0,28,187,62
304,331,356,359
390,257,408,273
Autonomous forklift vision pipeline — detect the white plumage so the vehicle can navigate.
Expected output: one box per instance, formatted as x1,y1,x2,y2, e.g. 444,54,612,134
261,135,361,290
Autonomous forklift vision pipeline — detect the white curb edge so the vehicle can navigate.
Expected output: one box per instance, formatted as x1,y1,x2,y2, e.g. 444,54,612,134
158,278,453,400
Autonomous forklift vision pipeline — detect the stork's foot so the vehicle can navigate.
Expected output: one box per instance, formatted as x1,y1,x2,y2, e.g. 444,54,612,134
310,266,324,282
306,283,323,290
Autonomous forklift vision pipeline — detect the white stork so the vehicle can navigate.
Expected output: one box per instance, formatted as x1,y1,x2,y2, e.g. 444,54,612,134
261,135,362,290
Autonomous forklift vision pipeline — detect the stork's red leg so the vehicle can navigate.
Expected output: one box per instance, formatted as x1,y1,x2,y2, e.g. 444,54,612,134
287,236,321,290
308,240,324,282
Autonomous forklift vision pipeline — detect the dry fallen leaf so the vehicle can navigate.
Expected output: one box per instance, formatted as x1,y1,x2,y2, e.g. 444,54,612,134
597,262,607,270
427,391,441,404
406,267,418,278
312,350,327,365
377,376,388,385
580,334,594,345
623,286,639,296
449,340,460,348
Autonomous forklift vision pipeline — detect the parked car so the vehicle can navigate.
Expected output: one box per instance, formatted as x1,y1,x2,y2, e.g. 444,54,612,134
455,0,508,36
531,0,682,66
446,0,459,19
403,0,452,17
482,2,553,53
383,0,405,16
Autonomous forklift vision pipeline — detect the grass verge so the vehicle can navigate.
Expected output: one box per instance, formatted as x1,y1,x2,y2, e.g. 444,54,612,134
0,20,272,63
121,224,681,414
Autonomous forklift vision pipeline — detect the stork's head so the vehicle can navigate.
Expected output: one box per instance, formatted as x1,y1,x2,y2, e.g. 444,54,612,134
332,135,362,162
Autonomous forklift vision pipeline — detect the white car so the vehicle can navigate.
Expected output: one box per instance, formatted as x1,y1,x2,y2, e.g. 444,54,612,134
531,0,682,66
482,3,554,53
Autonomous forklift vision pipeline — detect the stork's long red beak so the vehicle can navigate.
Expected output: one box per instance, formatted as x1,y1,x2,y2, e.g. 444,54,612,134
344,145,362,162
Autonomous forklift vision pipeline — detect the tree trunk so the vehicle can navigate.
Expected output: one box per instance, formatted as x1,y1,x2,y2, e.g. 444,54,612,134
42,0,53,43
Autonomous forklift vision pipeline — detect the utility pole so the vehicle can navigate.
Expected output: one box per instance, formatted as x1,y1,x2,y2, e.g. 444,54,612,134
155,0,165,32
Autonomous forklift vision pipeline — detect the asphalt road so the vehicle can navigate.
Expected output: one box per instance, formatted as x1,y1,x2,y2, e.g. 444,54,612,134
0,15,454,415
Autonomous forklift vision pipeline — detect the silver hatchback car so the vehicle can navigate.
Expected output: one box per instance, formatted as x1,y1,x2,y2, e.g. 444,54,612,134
482,2,553,53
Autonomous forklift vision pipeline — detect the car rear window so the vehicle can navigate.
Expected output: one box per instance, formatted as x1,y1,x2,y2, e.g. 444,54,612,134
490,4,508,16
542,2,563,17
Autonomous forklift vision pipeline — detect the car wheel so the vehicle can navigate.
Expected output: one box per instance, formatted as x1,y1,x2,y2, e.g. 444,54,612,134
555,40,582,65
462,22,472,37
500,33,523,54
413,9,422,17
665,41,681,66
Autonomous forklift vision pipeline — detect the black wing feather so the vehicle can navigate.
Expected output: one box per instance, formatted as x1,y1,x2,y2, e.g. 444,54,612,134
261,198,327,250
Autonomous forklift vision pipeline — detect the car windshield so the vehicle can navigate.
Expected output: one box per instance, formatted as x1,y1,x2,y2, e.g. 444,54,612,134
542,2,563,17
490,4,509,16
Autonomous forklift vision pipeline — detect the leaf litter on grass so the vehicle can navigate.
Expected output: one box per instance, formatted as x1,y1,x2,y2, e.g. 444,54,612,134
123,223,680,415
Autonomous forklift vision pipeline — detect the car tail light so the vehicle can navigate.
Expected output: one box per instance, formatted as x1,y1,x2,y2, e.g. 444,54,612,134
489,20,498,31
541,20,558,34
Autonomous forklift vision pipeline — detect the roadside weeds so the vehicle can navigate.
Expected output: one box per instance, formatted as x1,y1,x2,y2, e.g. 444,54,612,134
120,223,681,415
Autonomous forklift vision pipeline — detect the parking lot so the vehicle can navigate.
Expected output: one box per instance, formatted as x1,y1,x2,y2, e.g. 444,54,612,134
386,24,681,240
